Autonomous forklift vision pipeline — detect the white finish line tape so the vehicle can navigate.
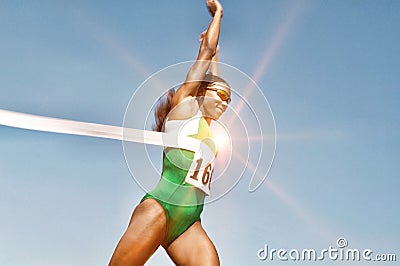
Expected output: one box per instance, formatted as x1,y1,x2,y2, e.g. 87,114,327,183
0,109,202,153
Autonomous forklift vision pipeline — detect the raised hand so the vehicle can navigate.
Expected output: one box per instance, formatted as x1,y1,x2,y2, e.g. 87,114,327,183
206,0,223,17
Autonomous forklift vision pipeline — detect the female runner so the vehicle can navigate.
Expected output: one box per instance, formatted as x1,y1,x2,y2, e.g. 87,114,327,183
109,1,230,265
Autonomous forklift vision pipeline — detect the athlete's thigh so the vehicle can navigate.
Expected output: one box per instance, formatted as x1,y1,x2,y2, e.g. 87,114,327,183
165,221,220,266
109,199,167,266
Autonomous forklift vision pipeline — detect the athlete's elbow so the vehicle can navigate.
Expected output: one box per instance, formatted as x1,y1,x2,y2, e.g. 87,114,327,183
200,44,216,59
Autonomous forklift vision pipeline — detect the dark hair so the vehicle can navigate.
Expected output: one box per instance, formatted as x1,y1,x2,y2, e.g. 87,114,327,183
203,73,230,87
152,88,176,132
152,73,230,132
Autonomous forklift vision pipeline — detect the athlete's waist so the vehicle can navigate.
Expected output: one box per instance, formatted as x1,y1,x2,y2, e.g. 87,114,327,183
149,176,206,204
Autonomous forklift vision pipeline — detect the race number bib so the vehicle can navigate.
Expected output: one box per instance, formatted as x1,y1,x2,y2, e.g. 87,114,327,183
185,157,214,195
184,137,216,195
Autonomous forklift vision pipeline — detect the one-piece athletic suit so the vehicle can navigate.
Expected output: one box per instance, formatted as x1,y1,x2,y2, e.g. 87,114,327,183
141,112,217,246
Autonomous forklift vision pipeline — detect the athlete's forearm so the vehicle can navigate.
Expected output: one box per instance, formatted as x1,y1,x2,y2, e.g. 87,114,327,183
209,46,220,76
199,9,223,60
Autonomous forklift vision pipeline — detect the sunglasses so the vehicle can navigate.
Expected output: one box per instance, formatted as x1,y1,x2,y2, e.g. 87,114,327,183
206,87,231,104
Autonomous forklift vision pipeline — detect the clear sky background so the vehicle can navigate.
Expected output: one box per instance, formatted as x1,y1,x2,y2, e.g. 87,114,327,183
0,0,399,265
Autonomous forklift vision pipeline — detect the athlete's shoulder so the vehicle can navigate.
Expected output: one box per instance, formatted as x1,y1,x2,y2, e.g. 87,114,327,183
166,97,200,121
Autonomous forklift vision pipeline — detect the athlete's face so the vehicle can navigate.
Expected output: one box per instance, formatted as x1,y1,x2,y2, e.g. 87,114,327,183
202,82,231,120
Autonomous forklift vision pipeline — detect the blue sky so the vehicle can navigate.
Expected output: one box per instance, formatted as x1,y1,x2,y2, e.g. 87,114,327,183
0,0,399,265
